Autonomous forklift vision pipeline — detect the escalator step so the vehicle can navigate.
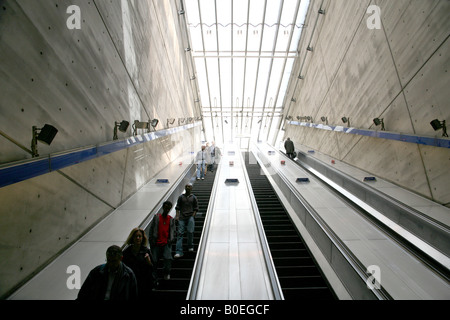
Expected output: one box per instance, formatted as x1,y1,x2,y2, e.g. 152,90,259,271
153,171,217,298
269,241,305,251
273,256,315,267
266,235,302,242
244,152,335,300
155,278,191,290
270,249,311,258
275,266,322,277
278,275,329,288
282,287,335,300
264,225,298,231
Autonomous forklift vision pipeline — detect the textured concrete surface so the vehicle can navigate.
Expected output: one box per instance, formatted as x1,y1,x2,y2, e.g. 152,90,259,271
0,0,200,298
0,0,449,299
284,0,450,205
0,0,198,163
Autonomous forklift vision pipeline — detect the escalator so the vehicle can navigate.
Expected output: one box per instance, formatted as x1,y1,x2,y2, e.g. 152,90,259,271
244,152,336,300
151,167,217,299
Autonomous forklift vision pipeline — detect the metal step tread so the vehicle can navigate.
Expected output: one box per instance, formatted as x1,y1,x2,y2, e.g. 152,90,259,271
243,152,336,300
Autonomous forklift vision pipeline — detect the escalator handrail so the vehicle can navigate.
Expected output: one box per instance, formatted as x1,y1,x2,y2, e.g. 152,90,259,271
186,160,223,299
253,143,392,300
292,149,450,260
139,162,196,232
241,151,285,300
293,153,450,280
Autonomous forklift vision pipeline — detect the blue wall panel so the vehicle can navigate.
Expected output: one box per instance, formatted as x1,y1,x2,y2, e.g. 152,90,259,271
0,123,200,189
289,121,450,148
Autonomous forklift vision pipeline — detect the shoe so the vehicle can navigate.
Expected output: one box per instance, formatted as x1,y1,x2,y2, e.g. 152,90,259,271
174,253,183,259
196,178,200,180
201,177,204,180
188,248,194,252
164,274,170,280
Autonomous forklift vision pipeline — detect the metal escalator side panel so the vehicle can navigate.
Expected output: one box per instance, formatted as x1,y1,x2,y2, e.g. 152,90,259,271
244,151,336,300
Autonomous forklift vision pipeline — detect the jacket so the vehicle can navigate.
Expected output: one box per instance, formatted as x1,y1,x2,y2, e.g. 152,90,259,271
175,193,198,219
77,262,138,300
195,150,210,165
284,139,295,153
148,213,176,246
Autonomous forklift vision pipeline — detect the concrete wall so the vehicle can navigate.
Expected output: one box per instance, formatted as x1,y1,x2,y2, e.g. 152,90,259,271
284,0,450,206
0,0,200,298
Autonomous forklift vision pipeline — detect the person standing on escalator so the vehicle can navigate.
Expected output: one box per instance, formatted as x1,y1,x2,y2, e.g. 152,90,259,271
122,228,154,299
77,245,138,300
208,141,221,173
195,145,208,180
174,184,198,259
149,201,175,285
284,137,295,160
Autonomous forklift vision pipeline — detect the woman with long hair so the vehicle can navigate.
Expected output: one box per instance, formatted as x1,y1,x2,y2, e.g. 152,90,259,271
122,228,153,299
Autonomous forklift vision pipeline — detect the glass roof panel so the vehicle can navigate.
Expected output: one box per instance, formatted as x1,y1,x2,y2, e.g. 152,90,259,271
185,0,310,146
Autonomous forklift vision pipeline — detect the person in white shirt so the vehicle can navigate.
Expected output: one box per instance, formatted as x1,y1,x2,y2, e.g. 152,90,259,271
195,145,207,180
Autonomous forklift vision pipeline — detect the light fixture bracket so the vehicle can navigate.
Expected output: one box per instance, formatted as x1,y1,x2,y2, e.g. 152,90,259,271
31,124,58,158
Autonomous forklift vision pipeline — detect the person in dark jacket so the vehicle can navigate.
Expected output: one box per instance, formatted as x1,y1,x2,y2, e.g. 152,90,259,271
77,245,137,300
284,137,295,160
122,228,154,299
174,184,198,258
149,201,175,284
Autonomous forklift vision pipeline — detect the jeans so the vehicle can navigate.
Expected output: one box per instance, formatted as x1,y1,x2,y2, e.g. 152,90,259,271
197,162,206,179
208,156,215,171
176,216,195,255
151,245,172,279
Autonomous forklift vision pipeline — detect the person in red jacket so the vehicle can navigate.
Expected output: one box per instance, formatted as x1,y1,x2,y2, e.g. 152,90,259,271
149,201,175,285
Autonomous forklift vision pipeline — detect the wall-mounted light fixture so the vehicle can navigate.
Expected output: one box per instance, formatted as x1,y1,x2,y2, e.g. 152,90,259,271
286,116,293,121
31,124,58,157
167,118,176,126
430,119,448,137
113,120,129,140
342,117,350,127
133,119,159,136
307,46,314,52
321,116,328,125
178,118,186,125
373,118,385,131
133,120,149,135
296,116,313,122
150,119,159,128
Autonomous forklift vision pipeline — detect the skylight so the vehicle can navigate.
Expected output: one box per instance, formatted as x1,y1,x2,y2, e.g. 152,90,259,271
184,0,310,147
